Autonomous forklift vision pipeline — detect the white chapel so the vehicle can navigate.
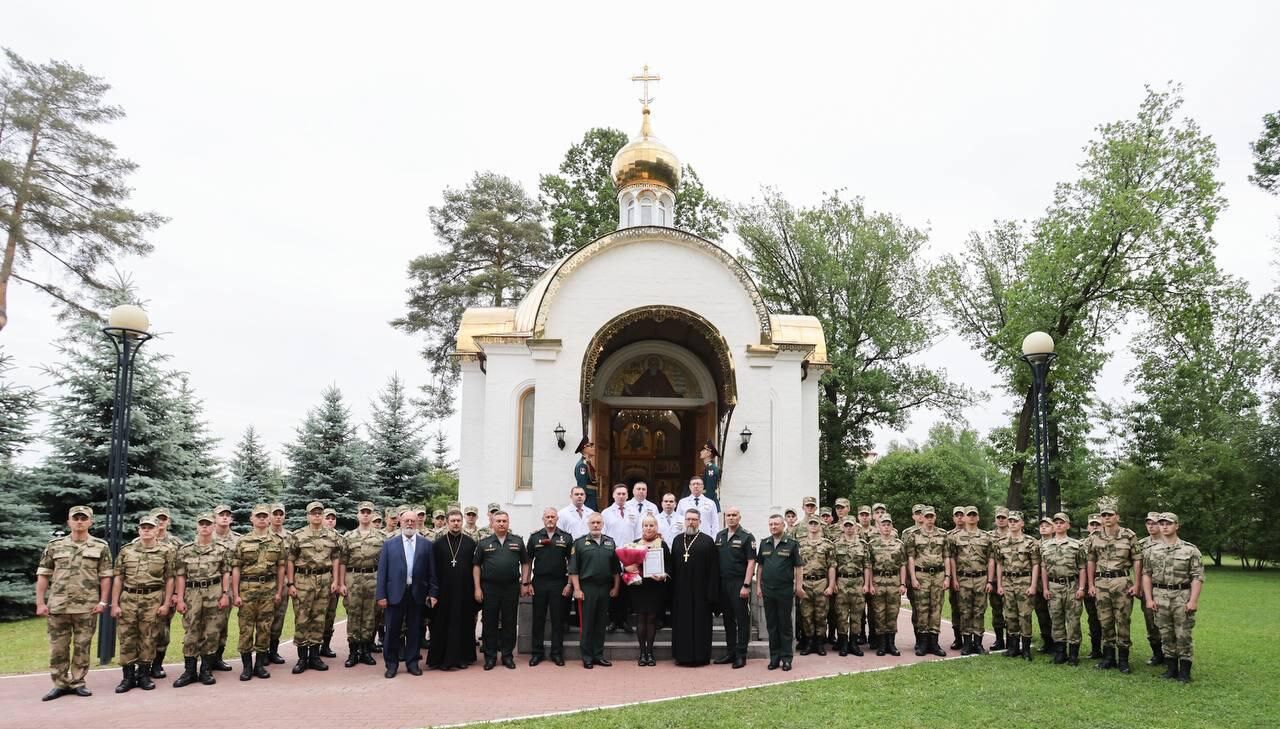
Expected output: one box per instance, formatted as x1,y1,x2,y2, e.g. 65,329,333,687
453,74,827,535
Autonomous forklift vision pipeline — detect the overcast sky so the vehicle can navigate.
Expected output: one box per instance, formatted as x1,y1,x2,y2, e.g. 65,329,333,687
5,1,1279,469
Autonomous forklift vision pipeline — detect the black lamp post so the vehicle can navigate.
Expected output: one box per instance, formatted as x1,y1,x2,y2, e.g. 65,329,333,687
1018,331,1056,523
97,304,152,665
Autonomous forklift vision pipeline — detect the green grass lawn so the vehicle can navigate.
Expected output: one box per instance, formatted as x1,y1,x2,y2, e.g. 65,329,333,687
0,601,344,674
499,564,1278,729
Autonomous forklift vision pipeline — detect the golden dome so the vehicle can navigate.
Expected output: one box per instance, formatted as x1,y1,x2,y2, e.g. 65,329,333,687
611,108,681,192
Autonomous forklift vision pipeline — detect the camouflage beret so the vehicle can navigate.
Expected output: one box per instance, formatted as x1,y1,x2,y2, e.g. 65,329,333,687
1007,510,1023,522
1145,511,1160,522
872,502,887,512
196,512,215,524
801,496,817,507
464,505,479,516
1052,511,1070,522
487,502,501,513
857,505,872,515
921,506,936,516
834,497,851,508
357,501,376,512
1158,512,1178,523
912,504,925,514
819,506,832,516
995,506,1009,517
305,501,324,513
69,505,93,519
138,515,158,527
252,504,271,517
1098,497,1118,515
213,504,232,515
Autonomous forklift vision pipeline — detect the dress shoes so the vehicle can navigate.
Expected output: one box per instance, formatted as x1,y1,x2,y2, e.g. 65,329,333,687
384,664,398,679
767,660,779,670
41,687,70,701
552,656,565,666
502,655,515,669
595,658,612,667
582,659,593,669
732,657,746,669
529,655,544,666
406,663,422,676
483,657,496,670
714,654,735,665
781,660,792,671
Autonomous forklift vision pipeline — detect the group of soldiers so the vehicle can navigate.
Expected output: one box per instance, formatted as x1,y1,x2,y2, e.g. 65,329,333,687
771,496,1203,683
34,490,1205,701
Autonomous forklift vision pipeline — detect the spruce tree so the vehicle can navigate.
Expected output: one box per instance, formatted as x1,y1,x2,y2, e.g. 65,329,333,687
0,348,51,619
282,386,375,530
366,374,430,509
223,426,278,526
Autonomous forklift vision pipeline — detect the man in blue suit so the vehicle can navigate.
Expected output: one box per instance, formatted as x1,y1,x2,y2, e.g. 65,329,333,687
376,508,438,678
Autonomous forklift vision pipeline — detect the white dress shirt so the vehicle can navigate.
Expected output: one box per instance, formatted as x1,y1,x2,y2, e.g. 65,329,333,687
655,510,683,547
401,533,417,585
557,504,596,540
602,501,634,545
624,498,659,540
676,494,720,537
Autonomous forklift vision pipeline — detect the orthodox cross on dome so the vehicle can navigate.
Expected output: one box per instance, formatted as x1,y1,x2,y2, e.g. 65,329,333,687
630,64,661,110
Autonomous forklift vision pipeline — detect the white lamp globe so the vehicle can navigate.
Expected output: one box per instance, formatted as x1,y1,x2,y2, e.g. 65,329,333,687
1021,331,1055,359
107,304,150,334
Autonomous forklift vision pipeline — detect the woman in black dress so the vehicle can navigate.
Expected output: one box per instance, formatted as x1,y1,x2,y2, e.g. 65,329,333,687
625,515,671,666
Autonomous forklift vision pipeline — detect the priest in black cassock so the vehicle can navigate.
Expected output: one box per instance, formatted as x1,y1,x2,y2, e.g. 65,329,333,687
670,509,720,666
428,510,479,670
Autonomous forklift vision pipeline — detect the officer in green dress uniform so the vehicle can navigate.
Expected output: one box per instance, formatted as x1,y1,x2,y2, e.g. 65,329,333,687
755,512,804,671
574,437,599,510
568,513,621,668
473,511,530,670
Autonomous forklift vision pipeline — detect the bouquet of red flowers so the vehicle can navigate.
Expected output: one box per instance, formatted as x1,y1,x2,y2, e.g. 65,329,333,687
615,545,649,586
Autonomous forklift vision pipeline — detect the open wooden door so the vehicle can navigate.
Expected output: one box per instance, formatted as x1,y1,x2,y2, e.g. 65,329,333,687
591,401,611,511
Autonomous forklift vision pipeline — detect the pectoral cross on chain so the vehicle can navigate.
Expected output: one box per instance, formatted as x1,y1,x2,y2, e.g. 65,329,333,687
451,559,457,567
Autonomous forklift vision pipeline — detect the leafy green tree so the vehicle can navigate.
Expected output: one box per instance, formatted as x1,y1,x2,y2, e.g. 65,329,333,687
367,373,431,508
222,426,280,527
737,189,975,500
0,48,165,332
282,386,376,530
858,425,1001,521
935,85,1225,513
0,347,49,619
393,172,551,420
1249,110,1280,195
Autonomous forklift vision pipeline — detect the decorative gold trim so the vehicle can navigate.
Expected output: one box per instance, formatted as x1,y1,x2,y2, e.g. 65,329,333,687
580,305,738,407
531,226,773,343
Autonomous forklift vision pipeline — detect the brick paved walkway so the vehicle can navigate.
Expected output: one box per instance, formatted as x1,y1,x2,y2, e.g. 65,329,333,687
3,610,983,729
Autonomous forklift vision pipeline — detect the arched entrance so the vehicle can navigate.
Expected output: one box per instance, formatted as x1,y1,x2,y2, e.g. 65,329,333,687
580,306,737,507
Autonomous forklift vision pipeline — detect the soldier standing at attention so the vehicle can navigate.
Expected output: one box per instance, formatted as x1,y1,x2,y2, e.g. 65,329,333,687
35,505,112,702
796,515,835,656
713,506,756,668
868,514,907,656
172,513,230,687
905,506,948,657
987,507,1010,652
209,504,239,671
855,504,874,646
1081,513,1105,659
319,507,344,658
111,514,174,692
462,505,483,540
266,503,290,664
1137,512,1165,666
831,516,871,657
342,501,383,667
755,513,804,671
229,505,286,681
947,506,995,655
148,508,183,680
526,507,573,666
994,511,1040,661
1086,497,1141,673
1040,512,1086,666
287,501,342,673
793,497,817,649
946,506,966,650
1143,512,1204,682
473,511,530,670
1034,515,1056,653
568,513,621,669
901,504,924,640
573,436,599,509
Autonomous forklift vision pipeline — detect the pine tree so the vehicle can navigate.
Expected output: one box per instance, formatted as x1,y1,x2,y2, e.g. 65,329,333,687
154,375,222,539
431,428,453,471
0,347,51,619
366,374,430,509
282,386,375,531
222,426,277,527
425,429,458,513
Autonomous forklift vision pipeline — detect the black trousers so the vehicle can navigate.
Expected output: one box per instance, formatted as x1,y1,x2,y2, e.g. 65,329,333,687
720,580,751,656
531,577,567,657
763,593,794,661
1034,592,1053,643
383,596,423,667
481,581,519,658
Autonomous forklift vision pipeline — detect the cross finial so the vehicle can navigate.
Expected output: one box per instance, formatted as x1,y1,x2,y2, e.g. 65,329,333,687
630,64,661,110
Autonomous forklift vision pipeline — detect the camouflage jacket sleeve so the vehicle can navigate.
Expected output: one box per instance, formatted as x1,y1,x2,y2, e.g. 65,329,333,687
174,545,189,577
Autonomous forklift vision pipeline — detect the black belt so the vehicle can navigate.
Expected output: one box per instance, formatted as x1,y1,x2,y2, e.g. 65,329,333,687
1048,576,1076,585
958,570,987,578
123,584,162,594
803,573,827,580
837,572,861,579
1152,582,1191,590
295,567,331,576
347,567,376,574
1095,570,1129,578
240,574,276,584
915,565,943,574
1003,571,1030,579
186,578,220,589
874,570,899,577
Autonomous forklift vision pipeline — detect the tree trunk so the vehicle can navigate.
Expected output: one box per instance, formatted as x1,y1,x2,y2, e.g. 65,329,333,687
0,112,44,333
1006,386,1035,510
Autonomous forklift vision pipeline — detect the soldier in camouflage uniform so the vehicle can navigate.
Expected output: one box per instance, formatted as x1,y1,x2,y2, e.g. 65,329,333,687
209,504,239,671
796,515,835,656
35,505,112,701
1137,512,1164,666
111,515,175,692
287,501,343,673
318,507,343,658
868,514,907,656
479,502,501,540
1040,511,1086,665
1143,512,1204,682
947,506,995,655
797,496,819,538
946,505,966,650
1033,515,1056,652
906,506,949,656
266,503,290,664
229,504,287,681
987,506,1010,651
900,504,924,634
342,501,383,667
172,513,230,687
820,503,840,645
1086,497,1141,673
832,516,870,656
1081,513,1104,659
855,504,874,645
782,507,800,539
147,507,184,679
994,511,1040,661
462,505,483,540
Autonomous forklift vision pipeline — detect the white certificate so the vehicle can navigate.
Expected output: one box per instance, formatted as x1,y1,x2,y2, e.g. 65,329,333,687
643,547,665,577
